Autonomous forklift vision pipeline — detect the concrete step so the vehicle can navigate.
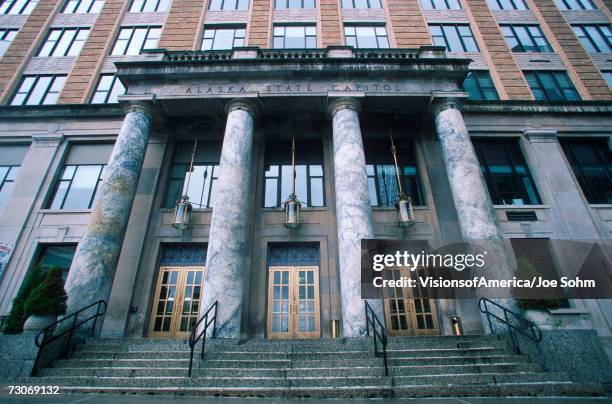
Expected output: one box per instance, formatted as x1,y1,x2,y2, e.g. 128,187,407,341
388,354,530,366
390,363,542,376
393,382,604,398
392,372,572,386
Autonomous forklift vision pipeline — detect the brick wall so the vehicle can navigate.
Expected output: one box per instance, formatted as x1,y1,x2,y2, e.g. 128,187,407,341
386,0,431,48
0,0,60,104
464,0,533,100
248,0,271,48
58,0,128,104
534,0,612,100
158,0,207,50
319,0,342,47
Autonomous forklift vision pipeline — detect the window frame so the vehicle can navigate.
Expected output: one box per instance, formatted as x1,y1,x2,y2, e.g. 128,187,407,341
0,165,20,211
0,0,38,15
419,0,461,10
37,27,90,57
275,0,315,8
524,70,581,101
48,163,106,210
110,26,161,55
91,74,126,104
429,23,479,52
164,162,220,209
208,0,250,10
0,29,18,57
128,0,171,13
463,71,500,100
487,0,528,10
560,138,612,204
10,75,67,105
555,0,596,10
341,0,381,9
200,26,246,50
62,0,104,13
344,25,390,49
501,24,553,53
473,138,542,206
273,25,317,49
264,164,325,208
572,25,612,53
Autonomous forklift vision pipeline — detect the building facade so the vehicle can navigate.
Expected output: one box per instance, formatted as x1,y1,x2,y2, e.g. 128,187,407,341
0,0,610,342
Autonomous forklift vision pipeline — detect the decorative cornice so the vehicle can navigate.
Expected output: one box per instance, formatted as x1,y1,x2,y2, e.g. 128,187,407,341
0,104,124,120
225,98,260,117
523,128,558,144
327,97,362,117
463,100,612,114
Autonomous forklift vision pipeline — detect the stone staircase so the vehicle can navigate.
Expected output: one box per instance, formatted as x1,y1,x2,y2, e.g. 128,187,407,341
29,335,604,398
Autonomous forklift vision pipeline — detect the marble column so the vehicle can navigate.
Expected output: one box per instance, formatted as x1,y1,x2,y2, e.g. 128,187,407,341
431,97,514,301
64,103,152,320
329,97,384,337
200,99,257,338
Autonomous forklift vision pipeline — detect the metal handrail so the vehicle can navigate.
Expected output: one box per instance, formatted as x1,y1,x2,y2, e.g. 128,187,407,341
478,297,545,369
188,300,218,377
32,300,107,376
364,301,389,376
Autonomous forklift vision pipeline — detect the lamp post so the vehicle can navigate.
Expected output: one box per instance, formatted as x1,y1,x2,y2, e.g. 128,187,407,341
172,139,196,230
284,136,301,229
390,129,415,227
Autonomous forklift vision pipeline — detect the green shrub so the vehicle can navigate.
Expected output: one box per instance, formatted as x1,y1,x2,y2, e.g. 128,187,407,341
2,264,46,334
515,258,561,311
23,267,67,316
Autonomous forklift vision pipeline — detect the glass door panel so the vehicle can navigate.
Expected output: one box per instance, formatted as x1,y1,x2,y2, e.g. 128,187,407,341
267,267,292,339
294,267,319,339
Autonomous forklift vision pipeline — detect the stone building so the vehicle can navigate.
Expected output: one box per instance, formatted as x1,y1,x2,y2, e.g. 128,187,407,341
0,0,610,348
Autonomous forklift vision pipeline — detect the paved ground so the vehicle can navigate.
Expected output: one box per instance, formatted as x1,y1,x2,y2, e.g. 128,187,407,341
0,393,610,404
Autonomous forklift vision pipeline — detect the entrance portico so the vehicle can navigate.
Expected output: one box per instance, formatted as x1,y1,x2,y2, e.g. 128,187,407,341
62,45,509,339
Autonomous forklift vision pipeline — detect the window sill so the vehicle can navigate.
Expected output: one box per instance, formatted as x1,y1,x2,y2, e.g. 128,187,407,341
159,208,213,212
39,209,92,214
261,207,328,212
493,205,550,209
589,204,612,208
548,308,590,316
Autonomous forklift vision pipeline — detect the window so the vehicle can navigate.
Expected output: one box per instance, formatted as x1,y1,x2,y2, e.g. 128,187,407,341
487,0,528,10
275,0,315,8
63,0,104,13
201,27,245,50
111,26,161,55
38,28,90,57
420,0,461,10
561,139,612,204
164,142,222,209
524,71,580,101
603,71,612,87
473,139,541,206
10,75,67,105
0,165,19,211
555,0,596,10
34,244,77,281
429,24,479,52
364,139,424,207
344,25,389,48
129,0,170,12
463,71,500,100
0,29,18,58
501,25,552,53
341,0,381,8
264,140,324,208
0,0,38,15
273,25,316,48
49,164,105,209
572,25,611,53
209,0,249,10
91,74,125,104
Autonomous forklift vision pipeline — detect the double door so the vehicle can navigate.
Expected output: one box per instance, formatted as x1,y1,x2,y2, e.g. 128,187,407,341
383,267,440,336
149,266,205,338
267,266,320,339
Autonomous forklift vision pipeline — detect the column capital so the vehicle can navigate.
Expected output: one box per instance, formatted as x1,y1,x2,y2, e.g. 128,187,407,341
429,91,469,116
225,98,260,117
123,100,157,119
327,97,361,118
523,128,558,143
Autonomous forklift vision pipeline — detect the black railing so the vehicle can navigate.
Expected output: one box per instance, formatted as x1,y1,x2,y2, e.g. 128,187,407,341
188,300,218,377
32,300,107,376
478,297,545,369
364,301,388,377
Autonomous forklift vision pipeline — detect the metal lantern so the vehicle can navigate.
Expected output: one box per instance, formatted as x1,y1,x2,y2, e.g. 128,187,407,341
172,194,192,230
284,136,302,229
390,128,415,227
172,139,197,230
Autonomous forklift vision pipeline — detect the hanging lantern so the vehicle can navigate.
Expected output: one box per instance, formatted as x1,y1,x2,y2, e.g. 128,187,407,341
172,194,192,230
390,127,415,227
284,134,302,229
172,139,197,230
